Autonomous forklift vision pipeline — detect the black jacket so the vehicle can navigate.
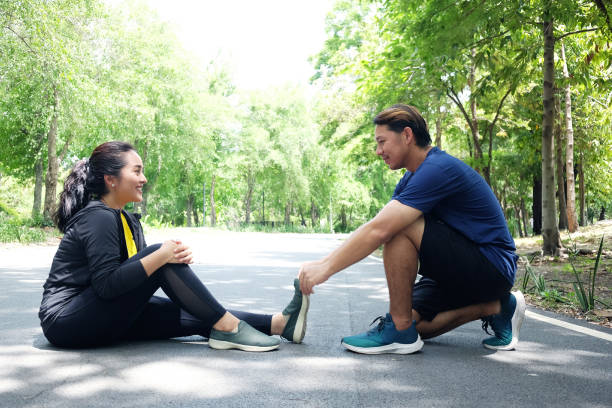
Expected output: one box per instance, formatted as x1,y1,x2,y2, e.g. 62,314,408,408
39,200,147,331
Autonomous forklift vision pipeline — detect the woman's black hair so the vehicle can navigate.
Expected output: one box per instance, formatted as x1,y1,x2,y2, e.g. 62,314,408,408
55,141,136,232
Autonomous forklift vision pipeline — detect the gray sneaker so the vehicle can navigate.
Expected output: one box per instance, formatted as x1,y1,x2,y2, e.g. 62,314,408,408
281,278,310,343
209,321,280,352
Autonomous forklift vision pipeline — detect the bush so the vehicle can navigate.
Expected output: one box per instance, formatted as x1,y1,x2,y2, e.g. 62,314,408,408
0,218,46,243
0,200,19,218
0,213,55,244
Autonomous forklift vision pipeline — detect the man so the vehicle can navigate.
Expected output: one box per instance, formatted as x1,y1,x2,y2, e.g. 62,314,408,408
298,104,525,355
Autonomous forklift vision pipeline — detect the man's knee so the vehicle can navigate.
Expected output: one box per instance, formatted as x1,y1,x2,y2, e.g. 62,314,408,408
384,216,425,252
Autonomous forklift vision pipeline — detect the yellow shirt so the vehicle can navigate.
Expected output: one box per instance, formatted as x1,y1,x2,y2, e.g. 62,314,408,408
120,212,138,258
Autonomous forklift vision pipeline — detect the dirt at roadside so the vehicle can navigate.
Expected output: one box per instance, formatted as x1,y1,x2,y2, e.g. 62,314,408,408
514,220,612,329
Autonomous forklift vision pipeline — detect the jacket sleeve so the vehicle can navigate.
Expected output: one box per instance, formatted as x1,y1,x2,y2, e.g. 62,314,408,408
81,209,148,299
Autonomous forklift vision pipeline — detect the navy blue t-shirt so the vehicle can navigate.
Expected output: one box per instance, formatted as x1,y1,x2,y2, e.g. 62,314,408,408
391,147,518,284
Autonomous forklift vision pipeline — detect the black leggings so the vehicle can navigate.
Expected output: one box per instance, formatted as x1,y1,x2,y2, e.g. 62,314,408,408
43,244,272,348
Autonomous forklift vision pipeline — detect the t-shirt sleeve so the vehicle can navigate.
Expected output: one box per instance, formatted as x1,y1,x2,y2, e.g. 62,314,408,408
391,161,462,213
80,210,147,299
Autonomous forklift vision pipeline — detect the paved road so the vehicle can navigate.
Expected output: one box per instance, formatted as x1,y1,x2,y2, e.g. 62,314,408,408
1,230,611,408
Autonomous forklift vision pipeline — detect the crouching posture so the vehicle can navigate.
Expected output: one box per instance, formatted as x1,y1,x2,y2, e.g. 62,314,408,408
299,104,525,354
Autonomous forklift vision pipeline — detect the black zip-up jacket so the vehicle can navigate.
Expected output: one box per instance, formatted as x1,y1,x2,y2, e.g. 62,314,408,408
39,200,147,332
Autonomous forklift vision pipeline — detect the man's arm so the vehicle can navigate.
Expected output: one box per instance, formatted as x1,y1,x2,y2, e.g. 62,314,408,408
298,200,423,294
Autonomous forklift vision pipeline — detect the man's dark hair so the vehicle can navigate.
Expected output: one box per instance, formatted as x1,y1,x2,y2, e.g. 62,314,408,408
373,104,431,147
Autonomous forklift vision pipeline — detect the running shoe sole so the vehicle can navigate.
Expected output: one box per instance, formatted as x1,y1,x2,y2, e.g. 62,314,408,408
208,338,280,352
341,337,424,355
290,293,310,343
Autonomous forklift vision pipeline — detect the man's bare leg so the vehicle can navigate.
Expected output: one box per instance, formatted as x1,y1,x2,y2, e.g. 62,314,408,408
383,215,501,337
413,301,501,340
383,216,424,330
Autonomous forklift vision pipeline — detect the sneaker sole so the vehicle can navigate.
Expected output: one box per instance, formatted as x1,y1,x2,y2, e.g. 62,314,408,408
291,294,310,343
208,338,280,352
341,337,424,355
483,290,526,351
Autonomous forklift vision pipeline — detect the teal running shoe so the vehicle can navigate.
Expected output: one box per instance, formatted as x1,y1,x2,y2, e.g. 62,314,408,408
341,313,423,355
209,321,280,352
281,278,310,343
482,291,526,350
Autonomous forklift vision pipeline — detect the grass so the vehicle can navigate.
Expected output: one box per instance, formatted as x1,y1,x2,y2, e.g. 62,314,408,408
0,215,52,243
515,222,612,327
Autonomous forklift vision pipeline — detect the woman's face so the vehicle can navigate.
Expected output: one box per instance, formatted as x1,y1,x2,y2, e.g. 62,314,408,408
111,150,147,206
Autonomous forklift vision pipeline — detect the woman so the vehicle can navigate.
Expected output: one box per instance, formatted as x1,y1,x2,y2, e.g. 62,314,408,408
39,141,309,351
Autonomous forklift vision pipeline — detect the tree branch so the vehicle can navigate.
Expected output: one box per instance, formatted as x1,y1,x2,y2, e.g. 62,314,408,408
588,95,608,108
487,87,513,136
592,0,612,33
59,132,75,163
487,87,513,170
4,24,37,55
446,86,474,134
555,27,599,41
468,30,511,48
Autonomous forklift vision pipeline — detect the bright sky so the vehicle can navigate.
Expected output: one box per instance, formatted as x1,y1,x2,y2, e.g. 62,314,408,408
147,0,335,90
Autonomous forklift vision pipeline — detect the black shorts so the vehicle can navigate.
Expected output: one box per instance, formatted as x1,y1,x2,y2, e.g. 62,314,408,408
412,215,513,321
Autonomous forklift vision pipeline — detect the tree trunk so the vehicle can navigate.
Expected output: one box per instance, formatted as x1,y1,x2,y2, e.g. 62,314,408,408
469,49,485,180
140,184,149,217
244,170,254,223
310,200,316,228
554,91,568,230
210,174,216,227
299,206,306,226
532,174,542,236
329,192,334,233
284,200,292,225
541,12,561,255
465,132,473,158
578,152,586,226
32,155,44,218
561,42,578,232
447,50,486,183
193,205,199,226
520,198,529,237
435,105,442,149
186,195,193,227
340,205,347,231
43,87,59,220
514,205,524,238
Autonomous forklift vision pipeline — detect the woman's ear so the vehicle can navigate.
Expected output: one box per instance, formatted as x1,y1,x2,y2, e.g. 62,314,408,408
103,174,116,189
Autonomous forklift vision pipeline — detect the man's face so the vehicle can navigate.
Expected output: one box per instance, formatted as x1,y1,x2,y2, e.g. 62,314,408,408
375,124,408,170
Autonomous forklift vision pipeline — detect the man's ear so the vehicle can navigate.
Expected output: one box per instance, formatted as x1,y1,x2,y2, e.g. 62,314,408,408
402,126,414,145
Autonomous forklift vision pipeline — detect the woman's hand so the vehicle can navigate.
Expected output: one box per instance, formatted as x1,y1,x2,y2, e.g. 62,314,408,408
298,260,330,295
160,240,194,264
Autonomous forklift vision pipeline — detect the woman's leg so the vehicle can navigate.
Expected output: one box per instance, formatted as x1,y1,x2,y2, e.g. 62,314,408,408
44,244,265,347
122,296,274,341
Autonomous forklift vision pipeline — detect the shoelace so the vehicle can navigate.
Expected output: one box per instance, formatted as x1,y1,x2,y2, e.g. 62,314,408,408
481,317,493,336
367,316,386,334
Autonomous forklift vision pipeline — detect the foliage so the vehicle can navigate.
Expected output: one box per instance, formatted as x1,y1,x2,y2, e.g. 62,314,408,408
0,199,19,218
568,235,605,312
0,0,610,238
0,214,49,243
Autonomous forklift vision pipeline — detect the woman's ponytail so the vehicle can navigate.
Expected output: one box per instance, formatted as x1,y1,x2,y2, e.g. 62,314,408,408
54,141,135,232
55,158,91,232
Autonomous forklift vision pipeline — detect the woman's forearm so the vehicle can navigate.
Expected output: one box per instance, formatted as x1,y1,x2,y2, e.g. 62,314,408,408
139,247,171,276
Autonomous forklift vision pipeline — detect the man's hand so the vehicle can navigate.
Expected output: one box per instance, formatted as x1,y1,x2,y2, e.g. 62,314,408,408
298,260,330,295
